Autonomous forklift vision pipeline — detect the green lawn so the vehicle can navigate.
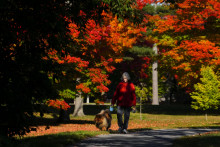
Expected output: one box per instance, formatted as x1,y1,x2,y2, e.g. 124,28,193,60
2,104,220,147
0,131,108,147
71,104,220,130
172,132,220,147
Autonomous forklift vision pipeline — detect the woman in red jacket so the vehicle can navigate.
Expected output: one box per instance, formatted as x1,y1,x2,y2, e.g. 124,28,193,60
111,72,136,134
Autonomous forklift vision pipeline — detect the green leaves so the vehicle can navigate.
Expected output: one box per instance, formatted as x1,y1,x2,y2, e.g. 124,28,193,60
102,0,144,24
129,46,154,56
59,89,76,99
191,66,220,111
135,86,148,103
136,86,148,98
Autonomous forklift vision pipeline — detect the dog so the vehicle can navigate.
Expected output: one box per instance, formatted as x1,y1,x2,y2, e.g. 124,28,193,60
94,109,112,131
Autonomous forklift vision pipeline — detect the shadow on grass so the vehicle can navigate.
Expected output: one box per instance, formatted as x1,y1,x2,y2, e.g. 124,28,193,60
40,103,220,116
42,104,112,116
31,116,95,127
32,104,115,127
107,128,152,134
137,104,220,116
1,131,106,147
69,104,220,116
176,126,220,130
172,131,220,147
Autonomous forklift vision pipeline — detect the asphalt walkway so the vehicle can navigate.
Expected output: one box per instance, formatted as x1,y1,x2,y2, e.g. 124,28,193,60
71,128,219,147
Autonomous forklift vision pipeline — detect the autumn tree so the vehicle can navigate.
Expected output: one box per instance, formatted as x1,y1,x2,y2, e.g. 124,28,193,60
121,3,174,104
191,66,220,120
149,0,220,92
0,0,157,136
0,0,108,136
0,0,73,136
60,10,145,116
65,1,156,116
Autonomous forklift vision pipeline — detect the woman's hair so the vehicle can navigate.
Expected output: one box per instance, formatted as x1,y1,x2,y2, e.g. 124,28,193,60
121,72,131,81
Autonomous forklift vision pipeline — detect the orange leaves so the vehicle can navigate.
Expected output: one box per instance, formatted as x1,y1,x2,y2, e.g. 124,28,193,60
85,19,103,45
25,123,101,137
163,40,220,87
74,57,114,93
65,55,89,68
148,0,220,89
100,57,116,73
151,0,220,33
47,10,144,95
175,0,220,32
68,22,80,38
66,18,80,42
136,0,156,10
100,11,142,54
46,99,70,110
81,57,115,93
177,0,220,19
139,57,151,78
153,15,177,33
76,83,91,93
43,48,89,72
96,84,109,93
167,40,220,67
88,67,111,92
65,55,89,72
115,58,123,63
175,15,205,32
43,48,64,64
174,40,220,63
67,11,142,57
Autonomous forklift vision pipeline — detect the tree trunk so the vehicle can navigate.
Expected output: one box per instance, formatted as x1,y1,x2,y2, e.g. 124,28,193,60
152,43,159,105
72,94,85,117
57,109,70,123
140,96,142,120
205,112,208,121
86,95,90,103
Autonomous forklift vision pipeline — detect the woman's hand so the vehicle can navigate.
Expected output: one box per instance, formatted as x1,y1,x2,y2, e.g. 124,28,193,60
132,106,136,113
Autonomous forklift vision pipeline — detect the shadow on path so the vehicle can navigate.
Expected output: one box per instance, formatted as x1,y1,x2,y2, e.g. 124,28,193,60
72,128,220,147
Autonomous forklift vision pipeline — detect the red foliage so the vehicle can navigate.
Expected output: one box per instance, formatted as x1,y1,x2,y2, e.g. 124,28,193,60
84,19,103,45
174,0,219,32
136,0,162,10
65,11,142,93
76,83,91,93
94,99,105,105
43,8,144,97
151,0,220,33
139,57,151,79
46,99,71,110
148,0,220,88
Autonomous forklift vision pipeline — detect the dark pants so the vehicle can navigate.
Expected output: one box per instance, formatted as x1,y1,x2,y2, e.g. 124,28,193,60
117,106,131,130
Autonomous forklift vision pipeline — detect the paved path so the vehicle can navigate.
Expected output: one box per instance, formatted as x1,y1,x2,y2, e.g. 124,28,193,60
71,128,219,147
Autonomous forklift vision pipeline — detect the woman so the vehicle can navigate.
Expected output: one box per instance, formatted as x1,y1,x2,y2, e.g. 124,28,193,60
111,72,136,134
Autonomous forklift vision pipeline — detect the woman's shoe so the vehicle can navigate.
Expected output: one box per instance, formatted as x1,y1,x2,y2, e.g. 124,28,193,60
122,129,128,134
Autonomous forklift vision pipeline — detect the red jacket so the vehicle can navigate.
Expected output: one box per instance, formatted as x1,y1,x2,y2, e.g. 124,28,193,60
112,82,136,107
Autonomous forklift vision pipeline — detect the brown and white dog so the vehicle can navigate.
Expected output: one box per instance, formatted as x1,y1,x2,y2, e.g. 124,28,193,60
94,109,112,131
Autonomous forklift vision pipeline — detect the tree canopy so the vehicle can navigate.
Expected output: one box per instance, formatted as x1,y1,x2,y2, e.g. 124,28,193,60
0,0,150,136
148,0,220,90
1,0,219,137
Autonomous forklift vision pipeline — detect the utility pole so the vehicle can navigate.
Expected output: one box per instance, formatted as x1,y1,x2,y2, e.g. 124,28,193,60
152,43,159,105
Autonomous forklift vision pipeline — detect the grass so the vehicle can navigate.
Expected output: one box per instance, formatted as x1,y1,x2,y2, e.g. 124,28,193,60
172,132,220,147
69,104,220,130
0,131,108,147
2,104,220,146
69,113,220,131
131,113,220,129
